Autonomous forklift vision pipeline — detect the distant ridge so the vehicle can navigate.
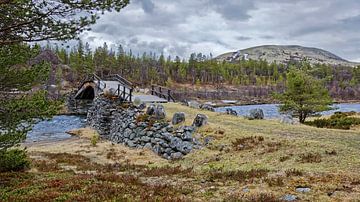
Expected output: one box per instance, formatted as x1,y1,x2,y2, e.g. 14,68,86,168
216,45,359,67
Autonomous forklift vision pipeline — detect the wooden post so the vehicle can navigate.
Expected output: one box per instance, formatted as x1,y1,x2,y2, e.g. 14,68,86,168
129,88,133,102
167,89,171,102
123,86,126,100
117,84,120,97
151,85,154,95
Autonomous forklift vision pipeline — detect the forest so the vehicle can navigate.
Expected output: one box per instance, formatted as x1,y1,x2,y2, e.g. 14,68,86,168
3,41,360,101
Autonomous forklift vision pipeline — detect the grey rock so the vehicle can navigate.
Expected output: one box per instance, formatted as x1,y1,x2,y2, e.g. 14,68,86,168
127,141,137,148
129,133,135,140
140,136,151,143
192,114,208,127
248,108,264,120
152,145,163,155
169,137,182,149
165,148,173,155
200,104,215,111
176,141,193,154
129,123,136,129
226,108,238,116
172,112,186,125
296,187,311,193
162,153,170,160
282,194,298,201
138,103,146,110
146,104,156,116
155,105,166,120
242,187,250,193
144,143,153,150
170,152,183,159
188,100,200,109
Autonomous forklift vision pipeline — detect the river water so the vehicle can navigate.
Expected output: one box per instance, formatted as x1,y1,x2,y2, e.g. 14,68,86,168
26,115,86,143
215,103,360,119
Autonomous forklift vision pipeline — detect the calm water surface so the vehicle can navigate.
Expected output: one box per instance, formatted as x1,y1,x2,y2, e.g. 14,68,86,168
26,115,86,143
215,103,360,119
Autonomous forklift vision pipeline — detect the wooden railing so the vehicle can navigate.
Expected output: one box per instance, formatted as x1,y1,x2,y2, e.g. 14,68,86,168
115,84,133,102
151,85,175,102
76,73,133,102
105,74,133,88
77,73,106,91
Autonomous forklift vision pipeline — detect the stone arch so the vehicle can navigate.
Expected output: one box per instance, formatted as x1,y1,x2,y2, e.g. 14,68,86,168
75,82,96,100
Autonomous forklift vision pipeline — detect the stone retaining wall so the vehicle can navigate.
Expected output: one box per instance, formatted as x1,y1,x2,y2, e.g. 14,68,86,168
87,96,202,159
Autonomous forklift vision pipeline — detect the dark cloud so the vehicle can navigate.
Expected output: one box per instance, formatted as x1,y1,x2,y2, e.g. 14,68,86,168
81,0,360,61
209,0,255,21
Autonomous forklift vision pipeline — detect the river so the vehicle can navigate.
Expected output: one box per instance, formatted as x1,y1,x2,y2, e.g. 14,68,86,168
26,115,86,143
215,103,360,119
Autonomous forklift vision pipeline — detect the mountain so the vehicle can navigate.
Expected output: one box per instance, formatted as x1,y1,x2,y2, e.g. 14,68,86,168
216,45,359,67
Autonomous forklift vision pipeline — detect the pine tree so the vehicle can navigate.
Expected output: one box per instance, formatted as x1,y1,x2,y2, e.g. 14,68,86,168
274,68,333,123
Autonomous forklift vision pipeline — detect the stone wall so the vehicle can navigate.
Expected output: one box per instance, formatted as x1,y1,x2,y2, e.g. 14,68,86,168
87,96,202,160
66,91,93,115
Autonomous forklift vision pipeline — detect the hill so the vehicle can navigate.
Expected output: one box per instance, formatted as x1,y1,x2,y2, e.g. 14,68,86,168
216,45,359,67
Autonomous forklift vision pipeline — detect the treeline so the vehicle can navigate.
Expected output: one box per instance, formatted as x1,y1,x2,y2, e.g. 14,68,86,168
50,41,360,99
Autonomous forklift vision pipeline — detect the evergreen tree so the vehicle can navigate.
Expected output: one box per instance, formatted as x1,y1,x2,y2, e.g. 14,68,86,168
274,68,333,123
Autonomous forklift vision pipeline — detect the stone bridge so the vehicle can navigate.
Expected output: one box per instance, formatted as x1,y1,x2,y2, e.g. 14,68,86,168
74,74,174,103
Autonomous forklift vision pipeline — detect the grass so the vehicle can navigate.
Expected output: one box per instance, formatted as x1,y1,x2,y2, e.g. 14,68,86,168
2,102,360,201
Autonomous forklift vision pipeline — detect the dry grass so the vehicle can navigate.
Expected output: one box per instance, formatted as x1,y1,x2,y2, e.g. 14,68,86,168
9,102,360,201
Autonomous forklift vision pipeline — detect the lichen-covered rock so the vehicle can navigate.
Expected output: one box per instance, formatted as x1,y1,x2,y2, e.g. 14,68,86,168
248,108,264,120
226,108,238,116
155,105,166,120
188,100,200,109
192,114,208,127
146,104,156,116
172,112,186,125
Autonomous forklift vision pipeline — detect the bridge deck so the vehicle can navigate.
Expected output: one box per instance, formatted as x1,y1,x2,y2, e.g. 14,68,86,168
132,94,168,103
93,80,168,103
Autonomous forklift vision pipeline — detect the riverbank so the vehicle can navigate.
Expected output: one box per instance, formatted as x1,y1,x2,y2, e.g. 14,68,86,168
2,103,360,201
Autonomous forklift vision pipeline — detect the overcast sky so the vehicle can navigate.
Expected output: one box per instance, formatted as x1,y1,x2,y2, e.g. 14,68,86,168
80,0,360,61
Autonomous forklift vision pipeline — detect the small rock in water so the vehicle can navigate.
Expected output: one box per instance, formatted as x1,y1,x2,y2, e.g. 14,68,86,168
247,108,264,120
172,112,186,125
226,108,238,116
282,194,298,201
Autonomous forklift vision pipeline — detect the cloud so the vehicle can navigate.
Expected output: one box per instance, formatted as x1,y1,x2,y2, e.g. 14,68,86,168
80,0,360,61
137,0,155,13
236,36,252,41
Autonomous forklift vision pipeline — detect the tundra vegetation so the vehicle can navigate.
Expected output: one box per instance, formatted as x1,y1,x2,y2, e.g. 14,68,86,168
1,0,360,201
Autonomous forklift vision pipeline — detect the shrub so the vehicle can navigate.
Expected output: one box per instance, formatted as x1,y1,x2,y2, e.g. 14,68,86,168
0,149,30,172
305,111,360,130
298,153,322,163
91,135,99,147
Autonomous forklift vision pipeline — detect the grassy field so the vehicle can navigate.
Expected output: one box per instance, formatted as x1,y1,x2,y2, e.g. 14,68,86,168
1,103,360,201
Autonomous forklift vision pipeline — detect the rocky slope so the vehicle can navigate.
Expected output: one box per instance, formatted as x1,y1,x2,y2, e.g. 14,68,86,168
216,45,359,67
